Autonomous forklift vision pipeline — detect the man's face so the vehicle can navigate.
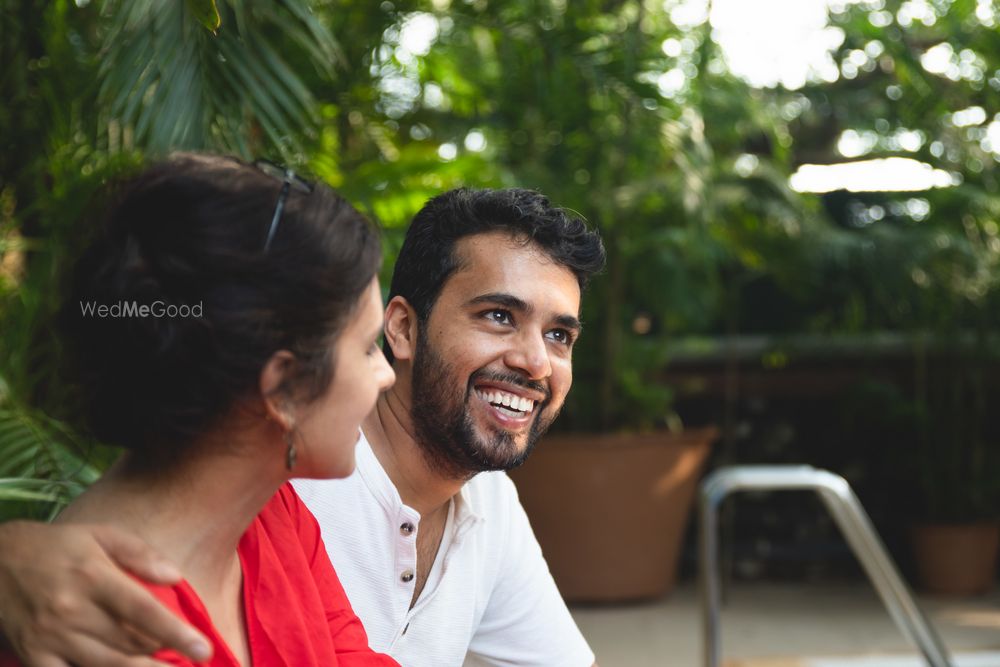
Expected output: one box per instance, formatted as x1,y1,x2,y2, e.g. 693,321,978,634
410,231,580,477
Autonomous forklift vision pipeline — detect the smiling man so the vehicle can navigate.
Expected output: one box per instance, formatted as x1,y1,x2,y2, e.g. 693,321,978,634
405,231,578,477
0,188,605,667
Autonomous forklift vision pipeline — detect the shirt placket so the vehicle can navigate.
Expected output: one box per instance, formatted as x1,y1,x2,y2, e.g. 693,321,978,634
392,505,421,643
401,511,478,621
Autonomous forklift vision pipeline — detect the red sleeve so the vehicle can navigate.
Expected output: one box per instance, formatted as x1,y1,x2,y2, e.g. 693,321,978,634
149,649,199,666
277,485,399,667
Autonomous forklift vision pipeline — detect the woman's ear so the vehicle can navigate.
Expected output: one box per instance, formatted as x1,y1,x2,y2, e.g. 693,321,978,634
383,296,419,363
259,350,297,429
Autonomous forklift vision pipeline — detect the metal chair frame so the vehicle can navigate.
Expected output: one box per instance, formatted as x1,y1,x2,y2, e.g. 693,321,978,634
698,465,955,667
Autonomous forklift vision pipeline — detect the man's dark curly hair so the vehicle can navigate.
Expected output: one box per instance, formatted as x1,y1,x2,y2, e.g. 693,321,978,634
384,188,605,363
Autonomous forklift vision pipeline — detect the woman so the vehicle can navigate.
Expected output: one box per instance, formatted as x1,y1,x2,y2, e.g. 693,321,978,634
1,154,398,666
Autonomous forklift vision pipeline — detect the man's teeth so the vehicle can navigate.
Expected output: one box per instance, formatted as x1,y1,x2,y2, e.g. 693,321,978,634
476,389,534,413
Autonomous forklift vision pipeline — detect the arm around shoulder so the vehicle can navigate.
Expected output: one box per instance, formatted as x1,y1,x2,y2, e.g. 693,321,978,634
0,520,210,667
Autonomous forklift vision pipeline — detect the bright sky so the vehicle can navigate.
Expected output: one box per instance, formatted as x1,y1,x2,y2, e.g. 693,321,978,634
686,0,845,89
698,0,964,193
789,158,958,193
397,0,999,194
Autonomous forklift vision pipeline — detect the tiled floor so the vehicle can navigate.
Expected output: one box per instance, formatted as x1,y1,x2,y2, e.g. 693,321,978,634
570,581,1000,666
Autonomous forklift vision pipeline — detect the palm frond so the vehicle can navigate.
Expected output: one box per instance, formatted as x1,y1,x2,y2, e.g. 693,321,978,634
0,407,106,520
97,0,340,159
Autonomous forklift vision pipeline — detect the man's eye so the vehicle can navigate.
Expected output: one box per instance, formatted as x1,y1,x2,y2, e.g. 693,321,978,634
547,329,573,345
487,309,512,325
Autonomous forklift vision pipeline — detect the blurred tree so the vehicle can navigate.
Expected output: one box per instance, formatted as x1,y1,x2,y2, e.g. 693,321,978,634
0,0,346,516
2,0,1000,516
369,1,817,430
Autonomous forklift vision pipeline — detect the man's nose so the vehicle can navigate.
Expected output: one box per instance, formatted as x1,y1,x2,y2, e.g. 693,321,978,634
503,329,552,381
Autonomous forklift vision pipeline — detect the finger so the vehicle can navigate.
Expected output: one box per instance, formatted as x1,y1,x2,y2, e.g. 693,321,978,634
91,526,182,585
30,632,179,667
15,653,71,667
92,577,211,662
45,599,161,656
119,624,162,655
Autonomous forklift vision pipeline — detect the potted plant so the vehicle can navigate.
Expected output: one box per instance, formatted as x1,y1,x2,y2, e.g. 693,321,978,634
853,340,1000,596
509,425,717,602
894,203,1000,595
906,338,1000,596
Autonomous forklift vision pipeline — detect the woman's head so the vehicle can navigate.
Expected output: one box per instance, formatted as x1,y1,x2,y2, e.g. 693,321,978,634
68,153,391,473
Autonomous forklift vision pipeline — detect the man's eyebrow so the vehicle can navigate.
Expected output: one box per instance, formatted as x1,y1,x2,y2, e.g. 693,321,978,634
554,314,582,333
467,293,581,332
466,292,531,312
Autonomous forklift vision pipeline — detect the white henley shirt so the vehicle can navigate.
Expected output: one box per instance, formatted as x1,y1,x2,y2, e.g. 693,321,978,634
292,433,595,667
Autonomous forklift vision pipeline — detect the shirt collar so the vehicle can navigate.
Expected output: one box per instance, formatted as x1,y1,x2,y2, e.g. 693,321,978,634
357,430,485,529
354,431,405,512
455,480,485,528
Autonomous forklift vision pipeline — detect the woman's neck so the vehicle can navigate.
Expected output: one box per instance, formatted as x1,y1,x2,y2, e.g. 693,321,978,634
58,440,285,598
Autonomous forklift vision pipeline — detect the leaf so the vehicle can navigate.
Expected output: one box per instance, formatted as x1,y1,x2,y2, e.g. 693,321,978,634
97,0,333,158
0,408,105,517
185,0,221,35
0,479,61,503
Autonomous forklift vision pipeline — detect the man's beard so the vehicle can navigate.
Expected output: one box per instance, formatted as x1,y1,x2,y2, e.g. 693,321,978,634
409,332,558,479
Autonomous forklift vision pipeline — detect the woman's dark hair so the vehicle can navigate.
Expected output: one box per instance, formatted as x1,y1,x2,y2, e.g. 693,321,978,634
66,153,380,466
384,187,605,363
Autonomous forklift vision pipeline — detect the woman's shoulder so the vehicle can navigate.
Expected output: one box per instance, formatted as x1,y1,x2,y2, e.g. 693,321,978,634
253,483,314,538
243,483,324,566
259,482,306,519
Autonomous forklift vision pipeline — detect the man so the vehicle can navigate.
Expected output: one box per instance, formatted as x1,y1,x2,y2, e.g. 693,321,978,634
0,187,605,667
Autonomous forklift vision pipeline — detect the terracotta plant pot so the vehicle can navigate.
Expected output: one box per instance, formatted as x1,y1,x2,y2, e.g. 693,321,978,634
509,427,717,602
911,522,1000,596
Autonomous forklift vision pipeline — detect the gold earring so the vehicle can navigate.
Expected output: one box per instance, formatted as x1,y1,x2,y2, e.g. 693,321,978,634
284,429,297,471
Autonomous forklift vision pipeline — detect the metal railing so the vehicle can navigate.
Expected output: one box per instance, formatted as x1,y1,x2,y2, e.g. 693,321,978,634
698,465,955,667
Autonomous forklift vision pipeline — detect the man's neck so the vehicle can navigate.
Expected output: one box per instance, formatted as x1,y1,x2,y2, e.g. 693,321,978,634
363,389,467,518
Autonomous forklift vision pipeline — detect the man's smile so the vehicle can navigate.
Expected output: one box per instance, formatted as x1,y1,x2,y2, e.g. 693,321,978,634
473,387,537,428
475,388,535,413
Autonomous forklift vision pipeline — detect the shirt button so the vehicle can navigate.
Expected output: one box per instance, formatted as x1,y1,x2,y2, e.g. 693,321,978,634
400,569,414,583
400,522,415,536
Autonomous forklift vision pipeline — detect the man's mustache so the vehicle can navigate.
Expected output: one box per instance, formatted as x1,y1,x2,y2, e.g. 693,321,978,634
468,369,551,404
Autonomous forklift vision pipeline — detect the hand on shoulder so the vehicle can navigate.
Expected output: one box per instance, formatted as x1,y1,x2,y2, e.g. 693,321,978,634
0,521,211,667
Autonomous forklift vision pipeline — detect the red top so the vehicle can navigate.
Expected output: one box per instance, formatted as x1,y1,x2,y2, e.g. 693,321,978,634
0,484,398,667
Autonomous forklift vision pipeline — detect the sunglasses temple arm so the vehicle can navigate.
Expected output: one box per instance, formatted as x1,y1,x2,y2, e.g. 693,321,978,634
263,180,292,251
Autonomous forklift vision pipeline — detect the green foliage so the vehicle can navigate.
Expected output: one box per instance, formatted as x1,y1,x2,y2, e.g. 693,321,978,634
97,0,339,158
185,0,221,33
311,0,855,412
0,0,344,516
0,408,109,520
3,0,1000,518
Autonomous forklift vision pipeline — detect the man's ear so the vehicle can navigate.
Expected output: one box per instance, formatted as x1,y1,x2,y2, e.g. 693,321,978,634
384,296,419,362
259,350,297,429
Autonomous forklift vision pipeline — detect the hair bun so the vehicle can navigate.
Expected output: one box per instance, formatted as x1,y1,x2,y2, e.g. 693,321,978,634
63,153,381,468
